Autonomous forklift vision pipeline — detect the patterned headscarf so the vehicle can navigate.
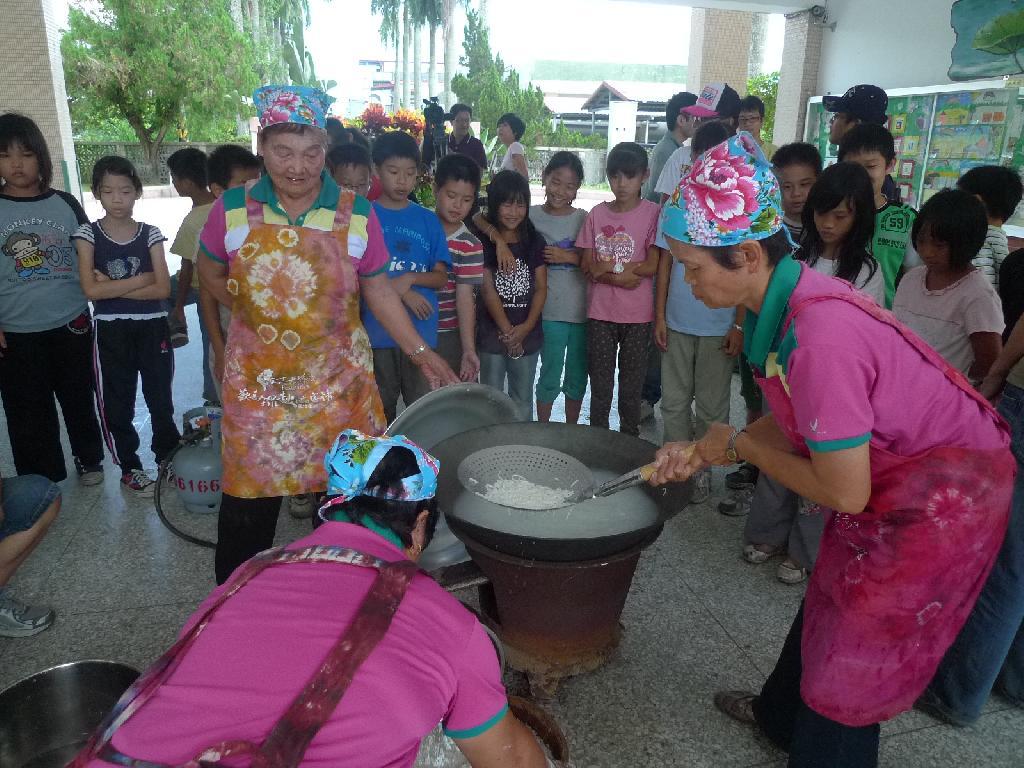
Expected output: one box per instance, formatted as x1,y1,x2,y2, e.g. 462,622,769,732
254,85,334,129
661,131,793,249
318,430,439,519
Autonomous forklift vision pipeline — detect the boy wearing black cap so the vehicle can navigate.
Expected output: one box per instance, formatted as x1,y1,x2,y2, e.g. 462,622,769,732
825,83,901,203
825,84,888,144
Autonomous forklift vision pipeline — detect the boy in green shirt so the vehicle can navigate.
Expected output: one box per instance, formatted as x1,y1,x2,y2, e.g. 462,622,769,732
839,123,920,308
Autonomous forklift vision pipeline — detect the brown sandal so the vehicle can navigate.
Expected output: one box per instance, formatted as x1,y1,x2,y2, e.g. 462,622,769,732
714,690,758,725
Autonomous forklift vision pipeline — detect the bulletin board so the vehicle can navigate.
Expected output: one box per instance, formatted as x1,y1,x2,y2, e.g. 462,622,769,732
886,94,933,207
804,79,1024,229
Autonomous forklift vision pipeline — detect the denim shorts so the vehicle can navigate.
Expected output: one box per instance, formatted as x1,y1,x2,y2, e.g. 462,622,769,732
0,474,61,539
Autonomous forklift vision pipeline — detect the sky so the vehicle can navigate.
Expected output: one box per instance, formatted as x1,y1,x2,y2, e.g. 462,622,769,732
306,1,785,113
56,1,785,115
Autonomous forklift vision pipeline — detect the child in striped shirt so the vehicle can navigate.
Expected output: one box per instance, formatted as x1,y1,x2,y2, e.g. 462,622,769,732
432,154,484,381
957,165,1023,289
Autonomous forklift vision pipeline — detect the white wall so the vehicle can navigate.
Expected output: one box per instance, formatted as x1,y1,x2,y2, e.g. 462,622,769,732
818,0,957,95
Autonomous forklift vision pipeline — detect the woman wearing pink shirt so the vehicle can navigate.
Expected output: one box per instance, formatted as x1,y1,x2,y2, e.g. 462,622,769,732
651,134,1014,767
73,431,546,768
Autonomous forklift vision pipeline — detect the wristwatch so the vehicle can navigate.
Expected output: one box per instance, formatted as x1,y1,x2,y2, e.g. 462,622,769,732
732,323,744,333
725,428,745,464
613,262,625,274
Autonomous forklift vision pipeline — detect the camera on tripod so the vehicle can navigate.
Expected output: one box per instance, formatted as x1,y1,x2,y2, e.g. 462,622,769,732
423,97,446,133
422,97,449,168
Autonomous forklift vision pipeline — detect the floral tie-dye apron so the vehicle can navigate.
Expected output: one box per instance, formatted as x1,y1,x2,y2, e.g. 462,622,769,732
220,189,385,498
757,288,1014,726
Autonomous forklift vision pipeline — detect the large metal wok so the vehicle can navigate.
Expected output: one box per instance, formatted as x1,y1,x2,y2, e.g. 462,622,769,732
432,422,691,562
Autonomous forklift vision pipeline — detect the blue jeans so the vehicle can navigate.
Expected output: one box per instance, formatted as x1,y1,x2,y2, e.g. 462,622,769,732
0,475,60,540
480,351,539,422
925,382,1024,722
167,274,215,403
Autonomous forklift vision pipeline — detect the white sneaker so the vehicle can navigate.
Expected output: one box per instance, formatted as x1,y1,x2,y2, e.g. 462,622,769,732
777,558,808,584
289,494,314,519
743,543,784,564
75,457,104,486
120,468,155,496
0,593,55,637
688,469,711,505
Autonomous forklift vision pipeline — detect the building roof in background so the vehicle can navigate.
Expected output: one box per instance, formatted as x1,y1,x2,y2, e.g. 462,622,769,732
534,80,602,115
580,81,679,112
544,95,597,116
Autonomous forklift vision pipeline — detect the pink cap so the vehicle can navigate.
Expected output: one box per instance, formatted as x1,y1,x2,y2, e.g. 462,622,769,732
682,82,740,119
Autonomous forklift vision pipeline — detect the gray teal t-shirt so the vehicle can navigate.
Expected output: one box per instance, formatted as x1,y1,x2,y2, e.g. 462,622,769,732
529,205,587,324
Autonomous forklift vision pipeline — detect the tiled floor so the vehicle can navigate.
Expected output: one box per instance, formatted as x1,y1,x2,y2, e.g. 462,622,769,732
2,196,1022,765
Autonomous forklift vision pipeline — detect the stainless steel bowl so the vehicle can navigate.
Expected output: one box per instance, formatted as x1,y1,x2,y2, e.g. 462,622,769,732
385,383,519,448
0,660,140,768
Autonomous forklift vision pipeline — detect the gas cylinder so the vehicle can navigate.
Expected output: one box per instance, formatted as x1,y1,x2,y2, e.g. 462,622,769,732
172,407,223,514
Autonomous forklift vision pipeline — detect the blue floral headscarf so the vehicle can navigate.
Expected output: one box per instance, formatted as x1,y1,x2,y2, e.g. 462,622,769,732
318,430,439,521
254,85,334,129
661,131,793,249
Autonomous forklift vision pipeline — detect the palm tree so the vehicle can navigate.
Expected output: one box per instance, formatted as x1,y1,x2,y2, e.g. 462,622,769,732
410,0,443,103
427,2,440,98
371,0,402,109
402,1,412,108
413,12,423,108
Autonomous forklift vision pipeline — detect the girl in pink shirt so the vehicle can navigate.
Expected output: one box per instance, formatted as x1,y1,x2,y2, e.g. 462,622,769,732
577,143,660,435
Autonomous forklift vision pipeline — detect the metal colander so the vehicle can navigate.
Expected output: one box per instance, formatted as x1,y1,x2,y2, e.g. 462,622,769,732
457,445,595,510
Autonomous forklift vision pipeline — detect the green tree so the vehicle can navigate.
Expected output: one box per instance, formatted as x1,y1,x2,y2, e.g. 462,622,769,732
450,9,548,145
235,0,333,89
747,70,780,142
62,0,259,178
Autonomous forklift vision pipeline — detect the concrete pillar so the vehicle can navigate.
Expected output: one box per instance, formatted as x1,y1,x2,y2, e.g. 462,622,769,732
773,10,825,146
0,0,81,197
748,12,769,79
687,8,754,96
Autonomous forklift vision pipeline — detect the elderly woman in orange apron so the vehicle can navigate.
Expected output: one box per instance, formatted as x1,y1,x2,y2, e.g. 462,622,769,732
198,86,457,584
650,134,1014,767
72,431,548,767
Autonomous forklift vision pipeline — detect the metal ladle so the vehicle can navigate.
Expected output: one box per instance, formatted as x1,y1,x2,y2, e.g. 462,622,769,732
571,442,697,503
570,462,658,503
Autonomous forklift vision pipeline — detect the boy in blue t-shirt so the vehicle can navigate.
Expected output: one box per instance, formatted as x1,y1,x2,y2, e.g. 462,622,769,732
361,131,450,422
654,225,740,506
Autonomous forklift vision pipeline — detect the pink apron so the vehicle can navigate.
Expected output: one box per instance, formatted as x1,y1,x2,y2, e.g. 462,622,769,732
757,288,1014,726
71,545,418,767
